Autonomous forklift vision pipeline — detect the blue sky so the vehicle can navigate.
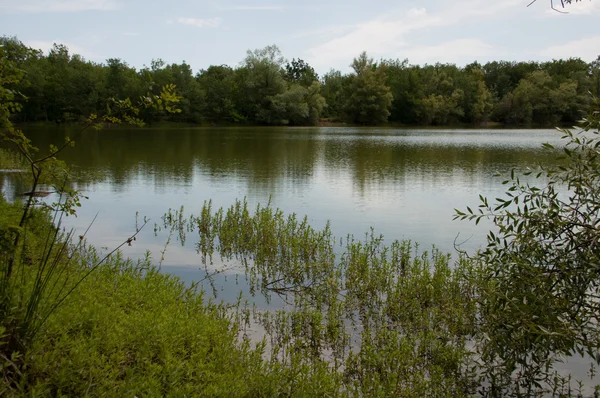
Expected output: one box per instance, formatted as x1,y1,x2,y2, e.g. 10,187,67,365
1,0,598,75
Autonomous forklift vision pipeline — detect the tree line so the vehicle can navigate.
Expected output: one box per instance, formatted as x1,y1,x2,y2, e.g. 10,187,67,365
3,36,599,127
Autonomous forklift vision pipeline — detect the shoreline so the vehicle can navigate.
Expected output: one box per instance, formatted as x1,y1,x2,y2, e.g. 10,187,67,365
12,120,572,130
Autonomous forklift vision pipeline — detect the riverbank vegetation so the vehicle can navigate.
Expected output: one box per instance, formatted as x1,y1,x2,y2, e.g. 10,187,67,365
2,31,600,396
2,35,599,127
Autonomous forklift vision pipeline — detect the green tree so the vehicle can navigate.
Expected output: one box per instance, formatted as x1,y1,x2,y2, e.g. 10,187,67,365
141,60,204,123
284,58,319,87
496,70,583,125
197,65,237,123
456,100,600,395
483,60,540,103
105,58,143,102
239,45,288,123
413,64,466,125
267,81,326,125
417,91,464,125
320,69,347,120
384,59,422,124
343,52,393,125
465,67,494,124
590,56,600,97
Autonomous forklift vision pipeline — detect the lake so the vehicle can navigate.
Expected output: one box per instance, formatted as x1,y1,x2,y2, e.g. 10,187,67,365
1,125,565,285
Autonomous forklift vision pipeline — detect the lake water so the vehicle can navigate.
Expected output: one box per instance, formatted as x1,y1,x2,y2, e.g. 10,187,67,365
6,125,599,390
1,126,565,283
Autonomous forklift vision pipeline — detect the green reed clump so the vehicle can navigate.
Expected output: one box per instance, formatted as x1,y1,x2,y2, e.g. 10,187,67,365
0,148,27,170
163,199,481,397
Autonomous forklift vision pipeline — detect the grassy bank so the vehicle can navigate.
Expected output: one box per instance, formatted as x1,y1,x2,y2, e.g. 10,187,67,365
0,199,343,396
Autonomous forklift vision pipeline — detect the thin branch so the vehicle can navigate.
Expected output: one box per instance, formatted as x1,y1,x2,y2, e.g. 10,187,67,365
527,0,572,13
32,121,94,165
35,220,150,334
0,352,23,378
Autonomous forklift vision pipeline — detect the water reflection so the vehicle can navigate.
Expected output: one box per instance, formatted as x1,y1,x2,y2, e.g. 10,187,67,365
3,126,564,270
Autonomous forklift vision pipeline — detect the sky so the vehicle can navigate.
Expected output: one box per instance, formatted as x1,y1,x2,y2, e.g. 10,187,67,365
0,0,599,75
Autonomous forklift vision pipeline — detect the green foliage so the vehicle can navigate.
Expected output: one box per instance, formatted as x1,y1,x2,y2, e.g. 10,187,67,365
0,203,342,396
3,35,597,127
320,69,347,120
343,52,393,125
1,46,183,393
0,37,30,130
496,70,587,125
267,81,326,125
231,45,326,126
455,99,600,395
16,253,293,396
162,199,479,396
197,65,236,123
285,58,319,87
0,148,27,170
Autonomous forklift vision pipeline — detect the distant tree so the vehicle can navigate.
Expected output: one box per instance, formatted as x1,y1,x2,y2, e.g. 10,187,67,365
343,52,393,125
240,45,288,123
483,61,540,101
463,67,494,125
142,60,204,123
384,59,422,124
497,70,584,125
591,56,600,97
418,91,464,125
415,65,465,125
2,34,595,128
320,69,347,120
266,81,326,125
284,58,319,87
197,65,236,123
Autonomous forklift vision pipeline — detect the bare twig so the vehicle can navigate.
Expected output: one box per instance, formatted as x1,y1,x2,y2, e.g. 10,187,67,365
527,0,575,13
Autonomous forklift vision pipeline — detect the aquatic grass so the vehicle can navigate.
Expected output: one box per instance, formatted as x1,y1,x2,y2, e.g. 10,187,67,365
0,148,27,171
163,198,481,396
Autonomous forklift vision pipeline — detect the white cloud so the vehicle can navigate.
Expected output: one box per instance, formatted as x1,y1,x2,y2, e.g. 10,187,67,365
305,7,443,69
0,0,117,12
174,17,222,28
304,0,524,71
539,35,600,60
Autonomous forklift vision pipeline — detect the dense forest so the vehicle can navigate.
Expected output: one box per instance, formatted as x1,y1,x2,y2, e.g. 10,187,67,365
2,35,599,127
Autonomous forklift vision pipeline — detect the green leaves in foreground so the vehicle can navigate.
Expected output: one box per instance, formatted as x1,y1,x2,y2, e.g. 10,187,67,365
455,100,600,396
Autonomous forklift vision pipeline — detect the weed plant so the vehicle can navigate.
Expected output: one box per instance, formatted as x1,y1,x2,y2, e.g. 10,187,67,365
162,200,481,396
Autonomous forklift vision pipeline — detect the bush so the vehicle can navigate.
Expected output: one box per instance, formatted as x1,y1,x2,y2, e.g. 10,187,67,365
456,99,600,395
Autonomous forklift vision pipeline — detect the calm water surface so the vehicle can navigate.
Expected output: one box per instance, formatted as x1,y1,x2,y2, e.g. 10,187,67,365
1,126,564,283
5,125,596,388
